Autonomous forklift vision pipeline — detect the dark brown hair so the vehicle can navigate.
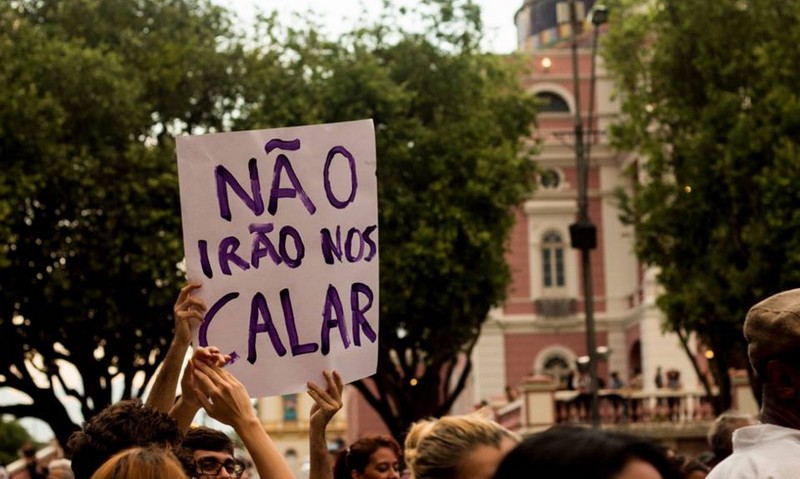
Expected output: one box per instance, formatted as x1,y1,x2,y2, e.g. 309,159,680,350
333,435,401,479
67,399,182,479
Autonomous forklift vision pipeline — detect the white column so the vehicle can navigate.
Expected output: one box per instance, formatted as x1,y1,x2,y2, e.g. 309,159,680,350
472,318,507,404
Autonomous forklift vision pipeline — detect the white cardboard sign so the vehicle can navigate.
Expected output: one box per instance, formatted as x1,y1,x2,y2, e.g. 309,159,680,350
176,119,378,397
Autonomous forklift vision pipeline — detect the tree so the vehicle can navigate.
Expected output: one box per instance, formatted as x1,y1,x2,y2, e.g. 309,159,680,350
236,0,539,439
602,0,800,411
0,0,249,446
1,0,538,446
0,419,32,465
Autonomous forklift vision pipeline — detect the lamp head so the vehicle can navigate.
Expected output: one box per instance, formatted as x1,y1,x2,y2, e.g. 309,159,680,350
589,4,609,26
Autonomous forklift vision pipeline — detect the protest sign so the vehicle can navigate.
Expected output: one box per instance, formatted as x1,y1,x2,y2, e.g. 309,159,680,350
176,119,378,397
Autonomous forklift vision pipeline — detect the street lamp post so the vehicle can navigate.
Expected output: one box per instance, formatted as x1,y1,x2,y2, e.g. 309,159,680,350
565,0,607,428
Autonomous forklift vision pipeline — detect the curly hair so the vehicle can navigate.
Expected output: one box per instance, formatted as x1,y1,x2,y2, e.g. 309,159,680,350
66,399,182,479
333,435,401,479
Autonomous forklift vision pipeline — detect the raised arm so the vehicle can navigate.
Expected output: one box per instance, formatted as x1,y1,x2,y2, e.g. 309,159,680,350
307,370,344,479
192,360,295,479
145,283,206,412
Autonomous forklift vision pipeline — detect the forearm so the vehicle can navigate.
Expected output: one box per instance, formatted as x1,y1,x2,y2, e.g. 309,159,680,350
235,416,295,479
309,423,333,479
169,395,201,431
145,340,190,412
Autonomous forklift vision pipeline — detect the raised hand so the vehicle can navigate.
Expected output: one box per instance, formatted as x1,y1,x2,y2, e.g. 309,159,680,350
191,359,295,479
307,370,344,479
173,282,206,346
308,370,344,431
192,358,255,428
146,282,207,412
180,347,230,409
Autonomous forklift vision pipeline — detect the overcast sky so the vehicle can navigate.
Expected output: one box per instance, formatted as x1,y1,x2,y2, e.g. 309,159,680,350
217,0,522,53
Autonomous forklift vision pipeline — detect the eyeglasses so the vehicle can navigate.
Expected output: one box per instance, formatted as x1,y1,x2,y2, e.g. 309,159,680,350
195,458,245,478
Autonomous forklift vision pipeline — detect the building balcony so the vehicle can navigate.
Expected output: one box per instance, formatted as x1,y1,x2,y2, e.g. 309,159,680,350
493,374,758,454
534,297,578,317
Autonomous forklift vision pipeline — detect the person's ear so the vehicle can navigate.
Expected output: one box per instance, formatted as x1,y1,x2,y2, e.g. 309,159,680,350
765,359,800,399
350,470,360,479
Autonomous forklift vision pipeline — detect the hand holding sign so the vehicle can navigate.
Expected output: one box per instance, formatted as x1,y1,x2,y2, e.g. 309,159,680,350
173,282,206,347
176,120,379,397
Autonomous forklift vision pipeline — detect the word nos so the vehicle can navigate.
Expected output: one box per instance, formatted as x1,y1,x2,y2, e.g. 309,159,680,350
191,135,379,364
197,138,377,277
198,282,377,364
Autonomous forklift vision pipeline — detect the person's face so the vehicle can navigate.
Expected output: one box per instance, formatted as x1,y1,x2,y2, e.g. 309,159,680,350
612,458,663,479
352,447,400,479
193,449,241,479
455,436,517,479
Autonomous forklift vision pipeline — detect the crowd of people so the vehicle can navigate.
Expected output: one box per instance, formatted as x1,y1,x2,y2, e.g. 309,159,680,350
11,286,800,479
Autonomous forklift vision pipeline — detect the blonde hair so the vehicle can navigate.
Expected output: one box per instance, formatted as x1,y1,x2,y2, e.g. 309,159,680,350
404,414,519,479
89,447,187,479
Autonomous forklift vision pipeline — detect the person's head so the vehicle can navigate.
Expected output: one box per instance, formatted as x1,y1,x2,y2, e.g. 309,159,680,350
66,399,182,479
89,447,187,479
404,414,519,479
333,435,401,479
47,458,75,479
706,410,756,466
673,456,709,479
179,426,243,479
744,289,800,422
495,426,681,479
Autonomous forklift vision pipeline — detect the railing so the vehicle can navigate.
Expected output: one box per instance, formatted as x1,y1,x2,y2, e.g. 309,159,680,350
551,388,716,425
494,377,724,437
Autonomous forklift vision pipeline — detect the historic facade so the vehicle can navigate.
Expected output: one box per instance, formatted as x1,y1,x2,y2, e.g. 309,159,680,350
469,0,701,409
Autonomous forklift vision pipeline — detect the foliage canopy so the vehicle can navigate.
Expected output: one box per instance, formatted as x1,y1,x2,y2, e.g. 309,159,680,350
603,0,800,409
0,0,537,443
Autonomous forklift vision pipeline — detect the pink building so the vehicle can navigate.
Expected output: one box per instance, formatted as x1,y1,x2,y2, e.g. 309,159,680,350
336,0,724,445
469,0,704,413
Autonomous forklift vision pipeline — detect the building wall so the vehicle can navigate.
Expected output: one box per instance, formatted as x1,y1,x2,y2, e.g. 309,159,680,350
345,0,704,438
504,331,610,388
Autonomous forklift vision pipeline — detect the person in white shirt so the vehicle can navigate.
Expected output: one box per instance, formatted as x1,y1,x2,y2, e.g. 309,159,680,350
708,289,800,479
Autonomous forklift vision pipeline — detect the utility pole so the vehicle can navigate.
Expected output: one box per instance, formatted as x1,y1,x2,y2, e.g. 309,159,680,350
566,0,600,428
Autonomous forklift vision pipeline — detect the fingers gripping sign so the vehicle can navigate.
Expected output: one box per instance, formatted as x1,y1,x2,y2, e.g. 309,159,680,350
174,282,207,346
180,347,231,409
192,358,254,428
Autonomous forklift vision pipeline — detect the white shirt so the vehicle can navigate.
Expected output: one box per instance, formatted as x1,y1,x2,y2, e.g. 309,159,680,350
708,423,800,479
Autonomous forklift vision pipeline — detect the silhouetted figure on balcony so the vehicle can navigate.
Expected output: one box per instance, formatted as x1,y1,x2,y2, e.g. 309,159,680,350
609,371,627,422
655,366,664,389
666,369,682,421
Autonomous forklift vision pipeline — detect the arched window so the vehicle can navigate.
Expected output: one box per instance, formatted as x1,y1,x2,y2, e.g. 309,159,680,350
542,231,565,288
535,91,570,113
540,168,562,189
542,353,572,388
